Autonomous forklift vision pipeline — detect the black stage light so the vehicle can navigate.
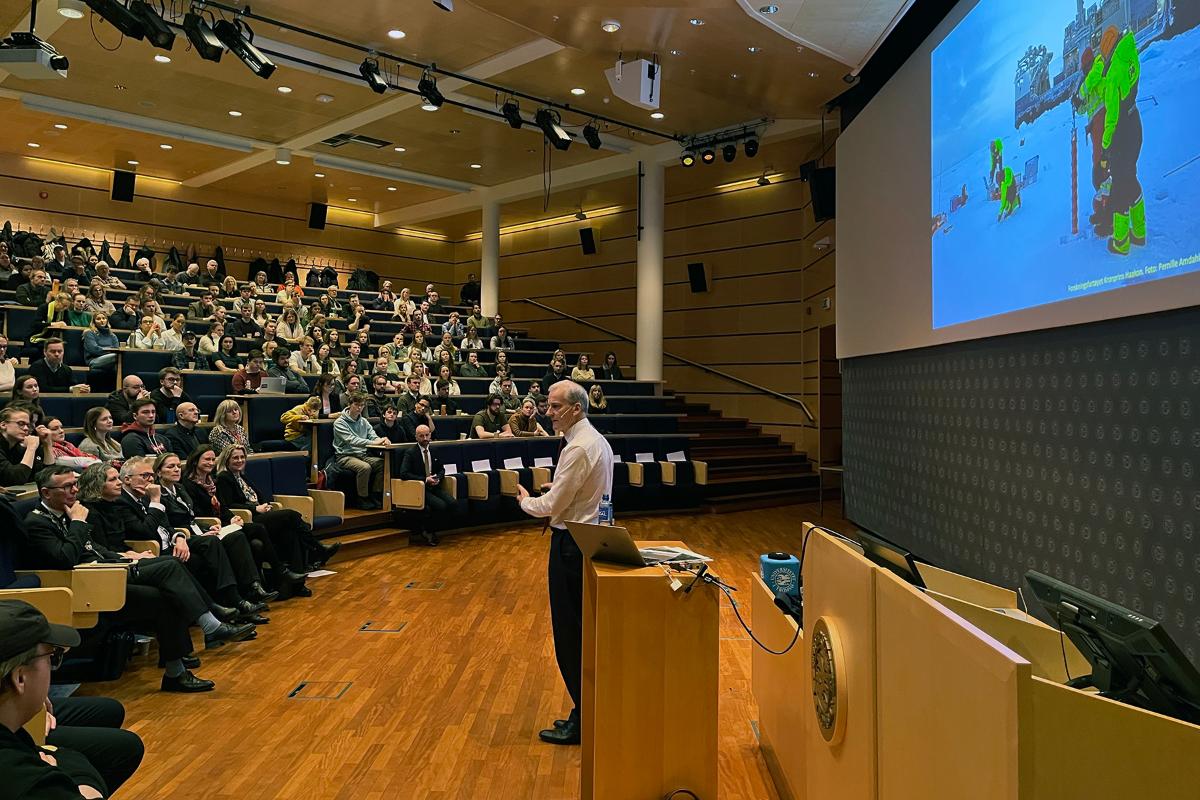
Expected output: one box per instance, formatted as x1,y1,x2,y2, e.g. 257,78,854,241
84,0,145,40
359,58,388,94
700,148,716,164
582,123,602,150
128,1,175,50
680,150,696,167
212,18,276,79
534,108,571,151
417,71,444,109
501,99,523,129
744,136,759,157
722,143,737,163
182,12,223,62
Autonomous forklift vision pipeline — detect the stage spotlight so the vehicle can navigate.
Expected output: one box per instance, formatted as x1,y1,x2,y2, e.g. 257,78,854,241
700,148,716,164
501,99,523,129
722,143,737,163
212,18,276,79
534,108,571,151
417,71,444,110
680,150,696,167
128,1,175,50
744,137,759,158
182,12,223,62
359,58,388,94
582,123,602,150
84,0,145,40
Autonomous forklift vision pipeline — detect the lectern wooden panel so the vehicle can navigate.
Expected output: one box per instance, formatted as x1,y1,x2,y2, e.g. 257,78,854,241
581,539,719,800
750,575,806,800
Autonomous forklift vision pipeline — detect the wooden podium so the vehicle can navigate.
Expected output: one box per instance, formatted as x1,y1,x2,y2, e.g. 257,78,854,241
580,539,719,800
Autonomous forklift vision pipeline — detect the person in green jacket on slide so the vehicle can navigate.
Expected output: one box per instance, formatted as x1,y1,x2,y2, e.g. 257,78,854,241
1099,26,1145,255
997,165,1021,221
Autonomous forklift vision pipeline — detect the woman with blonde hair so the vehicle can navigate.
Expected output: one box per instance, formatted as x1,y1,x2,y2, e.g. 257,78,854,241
220,274,239,299
199,321,223,355
277,307,303,342
208,398,253,454
571,354,595,383
79,405,122,463
83,280,115,316
392,286,415,322
82,311,120,372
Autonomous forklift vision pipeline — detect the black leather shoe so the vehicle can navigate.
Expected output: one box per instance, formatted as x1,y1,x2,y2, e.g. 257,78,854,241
161,670,215,693
241,612,269,625
553,709,579,729
247,582,279,603
181,655,201,670
319,541,341,562
204,622,257,649
538,718,580,745
237,599,268,616
211,603,240,624
291,583,313,598
422,530,439,547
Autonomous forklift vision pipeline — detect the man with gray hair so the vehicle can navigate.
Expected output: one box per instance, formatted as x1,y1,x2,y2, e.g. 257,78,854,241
515,380,613,745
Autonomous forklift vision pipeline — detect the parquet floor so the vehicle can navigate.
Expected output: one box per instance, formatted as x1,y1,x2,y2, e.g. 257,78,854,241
79,502,851,799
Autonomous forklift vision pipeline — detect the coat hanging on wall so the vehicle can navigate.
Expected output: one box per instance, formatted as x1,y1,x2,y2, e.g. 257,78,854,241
98,239,112,265
116,240,132,269
266,257,283,284
213,246,226,276
134,244,156,270
165,246,183,271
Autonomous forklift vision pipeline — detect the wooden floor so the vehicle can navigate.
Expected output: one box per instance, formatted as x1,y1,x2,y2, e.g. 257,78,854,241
80,502,851,800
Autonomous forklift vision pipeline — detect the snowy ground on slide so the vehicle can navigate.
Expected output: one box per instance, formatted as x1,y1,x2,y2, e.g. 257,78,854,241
931,25,1200,329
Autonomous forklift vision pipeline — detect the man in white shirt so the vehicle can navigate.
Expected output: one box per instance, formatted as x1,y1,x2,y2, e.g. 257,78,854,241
515,380,613,746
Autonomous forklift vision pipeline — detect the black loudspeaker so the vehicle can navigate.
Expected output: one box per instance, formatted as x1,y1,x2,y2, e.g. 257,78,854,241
811,166,836,223
111,170,135,203
307,202,328,230
687,261,710,293
579,227,596,255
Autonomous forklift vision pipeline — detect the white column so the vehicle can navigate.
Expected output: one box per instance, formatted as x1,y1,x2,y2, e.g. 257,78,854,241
481,200,500,318
636,161,665,382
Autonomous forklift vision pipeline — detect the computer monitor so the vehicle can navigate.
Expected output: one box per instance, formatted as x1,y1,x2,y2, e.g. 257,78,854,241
853,528,927,588
1025,570,1200,724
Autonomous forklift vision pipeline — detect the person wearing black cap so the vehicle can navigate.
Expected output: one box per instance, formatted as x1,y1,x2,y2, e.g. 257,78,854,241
0,598,105,799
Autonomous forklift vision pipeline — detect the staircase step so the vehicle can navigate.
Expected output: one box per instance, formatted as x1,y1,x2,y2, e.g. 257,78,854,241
709,460,813,476
704,488,820,513
692,432,778,446
691,445,797,459
700,452,808,468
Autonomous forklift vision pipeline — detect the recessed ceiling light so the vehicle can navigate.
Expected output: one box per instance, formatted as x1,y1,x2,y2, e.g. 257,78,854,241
808,71,820,78
730,72,739,79
159,143,173,150
388,29,406,39
387,186,397,191
316,94,334,103
469,163,482,169
53,123,68,130
421,101,439,112
449,129,461,135
314,172,325,178
600,20,620,33
347,198,357,202
689,17,705,26
228,110,242,117
275,148,292,165
57,0,86,19
393,146,406,152
277,86,292,93
669,49,684,56
759,4,779,13
747,46,761,53
570,87,586,96
154,54,171,63
650,111,665,120
26,142,39,148
127,160,139,165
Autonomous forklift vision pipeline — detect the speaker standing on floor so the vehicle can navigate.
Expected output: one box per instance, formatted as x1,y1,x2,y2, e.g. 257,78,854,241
579,227,596,255
111,170,136,203
308,202,328,230
687,262,710,293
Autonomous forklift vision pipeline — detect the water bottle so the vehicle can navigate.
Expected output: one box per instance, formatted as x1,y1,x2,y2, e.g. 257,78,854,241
598,494,614,526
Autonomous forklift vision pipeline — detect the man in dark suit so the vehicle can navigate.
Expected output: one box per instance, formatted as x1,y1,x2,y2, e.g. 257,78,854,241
26,338,90,393
397,423,454,546
161,402,208,457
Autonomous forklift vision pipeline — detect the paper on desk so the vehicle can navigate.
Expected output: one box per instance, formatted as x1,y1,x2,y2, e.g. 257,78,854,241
534,457,554,468
637,546,712,565
503,457,524,469
666,451,686,462
635,452,654,463
613,455,622,463
217,524,243,539
444,463,458,475
471,459,492,472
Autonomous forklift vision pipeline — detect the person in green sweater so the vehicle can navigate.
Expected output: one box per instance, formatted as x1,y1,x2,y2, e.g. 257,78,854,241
997,166,1020,221
64,293,93,328
1098,26,1144,255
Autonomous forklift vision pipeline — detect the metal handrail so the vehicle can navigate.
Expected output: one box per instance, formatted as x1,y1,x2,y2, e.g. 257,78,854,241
515,298,816,423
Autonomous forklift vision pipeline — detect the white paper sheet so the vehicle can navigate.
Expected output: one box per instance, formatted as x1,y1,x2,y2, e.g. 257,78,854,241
666,451,686,462
534,457,554,467
503,457,524,469
444,463,458,475
471,459,492,472
635,452,654,463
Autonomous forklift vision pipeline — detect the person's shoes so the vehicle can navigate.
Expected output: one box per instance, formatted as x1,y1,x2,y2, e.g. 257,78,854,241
247,582,279,603
240,611,270,625
422,530,439,547
204,622,257,649
538,717,580,745
161,670,215,693
237,599,268,616
357,498,382,511
291,583,313,598
553,709,579,729
181,655,201,670
210,603,240,624
319,541,341,562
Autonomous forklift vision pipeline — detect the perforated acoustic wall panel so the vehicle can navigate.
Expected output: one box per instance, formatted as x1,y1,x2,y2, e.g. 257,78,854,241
843,306,1200,661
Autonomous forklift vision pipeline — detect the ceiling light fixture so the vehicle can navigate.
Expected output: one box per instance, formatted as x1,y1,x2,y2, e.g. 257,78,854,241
730,72,739,79
274,148,291,165
316,93,334,103
53,123,68,130
600,20,621,33
359,58,389,94
650,111,664,120
154,54,171,63
159,143,172,149
680,150,696,167
582,123,602,150
393,146,406,152
227,109,242,116
744,137,759,157
469,163,482,169
808,71,820,79
689,17,705,26
534,108,571,151
570,87,585,96
127,160,139,165
26,142,39,148
417,70,444,110
347,198,357,202
85,0,146,40
314,172,325,178
211,17,276,79
722,143,737,163
387,186,397,191
669,49,683,56
182,11,223,63
128,1,175,50
56,0,86,19
700,148,715,164
747,46,761,53
501,99,524,129
277,85,292,93
387,29,406,39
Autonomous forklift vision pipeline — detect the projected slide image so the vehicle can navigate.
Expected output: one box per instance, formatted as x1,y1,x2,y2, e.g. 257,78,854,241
930,0,1199,328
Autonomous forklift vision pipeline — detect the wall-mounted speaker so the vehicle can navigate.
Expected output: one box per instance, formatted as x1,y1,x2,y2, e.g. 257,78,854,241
111,170,135,203
687,261,711,293
811,166,836,223
579,226,596,255
307,202,328,230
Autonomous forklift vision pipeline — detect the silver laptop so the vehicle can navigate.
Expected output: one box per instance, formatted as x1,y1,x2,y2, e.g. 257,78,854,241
258,376,287,394
565,521,709,568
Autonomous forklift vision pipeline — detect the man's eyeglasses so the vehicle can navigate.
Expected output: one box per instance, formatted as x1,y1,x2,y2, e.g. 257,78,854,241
136,471,154,479
26,647,67,670
48,481,79,492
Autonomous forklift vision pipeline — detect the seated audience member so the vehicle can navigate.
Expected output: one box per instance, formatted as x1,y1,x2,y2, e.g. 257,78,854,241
525,380,543,399
231,350,267,394
392,287,415,321
460,324,484,351
434,365,461,396
119,398,169,458
374,354,404,384
134,257,154,283
459,349,488,378
94,259,125,289
400,396,437,441
405,310,433,339
5,259,33,291
333,392,388,510
489,326,515,351
108,296,140,330
207,399,253,455
399,423,453,546
342,341,370,375
465,302,487,332
600,351,624,380
171,331,211,370
310,373,342,417
471,395,514,440
46,418,100,471
325,328,346,359
490,313,504,333
203,259,223,283
0,336,15,394
281,396,321,451
231,283,254,313
542,357,569,389
214,444,336,568
10,379,46,429
337,374,363,410
184,446,310,596
509,397,550,437
373,405,408,444
81,312,119,376
433,332,459,364
105,375,150,425
442,311,465,338
78,407,123,463
211,336,243,373
395,374,426,415
158,314,187,351
111,457,268,624
534,394,553,434
227,304,262,339
27,465,246,690
161,402,208,457
63,294,92,328
366,373,395,419
276,308,303,342
323,286,344,317
372,280,396,311
27,338,90,394
432,380,460,416
425,290,445,316
178,261,202,286
410,363,433,396
187,292,218,322
126,316,162,350
251,271,273,296
14,268,50,307
571,354,596,383
379,332,406,361
498,378,521,413
275,274,302,305
289,337,320,374
345,298,369,332
267,349,310,394
198,322,223,356
150,367,194,425
83,282,115,316
588,384,608,413
160,264,184,294
0,406,55,486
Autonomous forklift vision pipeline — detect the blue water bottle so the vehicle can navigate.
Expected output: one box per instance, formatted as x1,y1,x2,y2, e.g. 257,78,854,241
598,494,614,525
